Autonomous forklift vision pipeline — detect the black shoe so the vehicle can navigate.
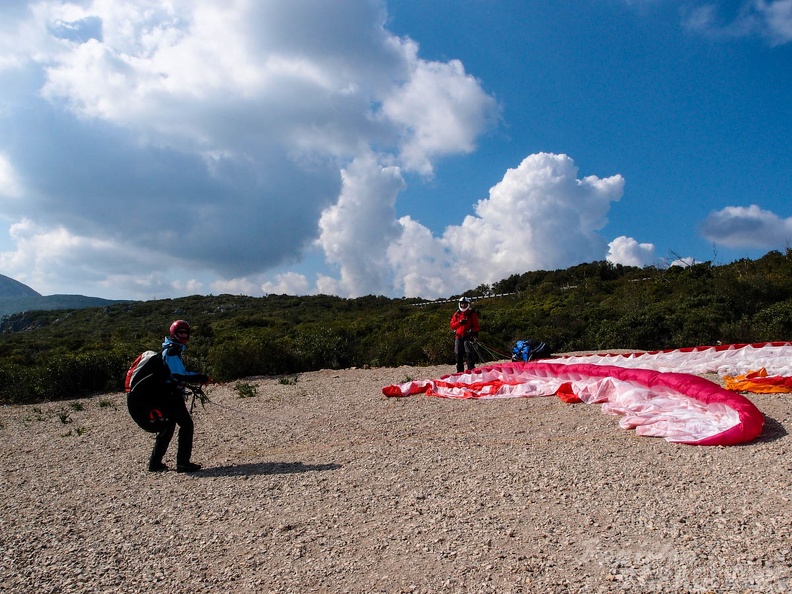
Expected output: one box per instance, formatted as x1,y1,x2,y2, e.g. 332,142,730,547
148,462,168,472
176,462,202,473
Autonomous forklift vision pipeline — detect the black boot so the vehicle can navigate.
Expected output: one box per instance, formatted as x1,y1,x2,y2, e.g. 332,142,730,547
176,462,202,473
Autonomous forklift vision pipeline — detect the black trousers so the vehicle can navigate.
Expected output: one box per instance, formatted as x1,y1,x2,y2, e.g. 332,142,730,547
150,391,194,466
455,337,476,372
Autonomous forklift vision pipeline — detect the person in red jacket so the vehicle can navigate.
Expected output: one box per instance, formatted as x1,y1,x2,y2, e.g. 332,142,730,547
450,297,480,372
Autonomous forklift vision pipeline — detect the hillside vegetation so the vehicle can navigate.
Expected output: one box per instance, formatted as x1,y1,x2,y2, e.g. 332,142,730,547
1,250,791,405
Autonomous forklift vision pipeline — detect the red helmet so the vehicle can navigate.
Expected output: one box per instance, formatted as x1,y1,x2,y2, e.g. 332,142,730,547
169,320,191,343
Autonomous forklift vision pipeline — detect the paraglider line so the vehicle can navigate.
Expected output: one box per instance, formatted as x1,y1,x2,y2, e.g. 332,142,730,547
474,341,511,362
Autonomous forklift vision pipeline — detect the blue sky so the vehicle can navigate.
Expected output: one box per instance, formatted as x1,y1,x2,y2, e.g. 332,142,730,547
0,1,790,300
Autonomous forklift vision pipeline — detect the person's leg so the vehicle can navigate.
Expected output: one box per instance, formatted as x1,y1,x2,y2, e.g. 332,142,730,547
454,337,465,372
149,421,175,471
168,396,195,468
464,340,476,370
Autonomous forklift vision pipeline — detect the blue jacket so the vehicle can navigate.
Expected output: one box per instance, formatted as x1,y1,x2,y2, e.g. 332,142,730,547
162,336,204,385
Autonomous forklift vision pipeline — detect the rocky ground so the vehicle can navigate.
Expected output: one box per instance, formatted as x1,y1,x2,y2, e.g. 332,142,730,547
1,362,791,593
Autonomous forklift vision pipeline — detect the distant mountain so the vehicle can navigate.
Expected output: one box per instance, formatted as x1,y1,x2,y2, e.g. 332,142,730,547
0,274,130,317
0,274,41,298
0,294,132,317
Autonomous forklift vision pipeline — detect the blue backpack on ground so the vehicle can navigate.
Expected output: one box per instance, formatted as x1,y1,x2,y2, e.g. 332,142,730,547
512,339,553,362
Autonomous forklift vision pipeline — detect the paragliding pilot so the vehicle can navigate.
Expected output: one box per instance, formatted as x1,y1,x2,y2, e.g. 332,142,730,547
149,320,209,473
450,297,480,372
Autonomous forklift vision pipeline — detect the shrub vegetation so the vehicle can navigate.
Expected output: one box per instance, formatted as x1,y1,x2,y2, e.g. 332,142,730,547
1,250,791,404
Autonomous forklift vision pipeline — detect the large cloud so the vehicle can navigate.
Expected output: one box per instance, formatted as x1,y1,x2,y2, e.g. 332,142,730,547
229,152,631,299
0,0,497,298
385,153,626,297
315,153,405,297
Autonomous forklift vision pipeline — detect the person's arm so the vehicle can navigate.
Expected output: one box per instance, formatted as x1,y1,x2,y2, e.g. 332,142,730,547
163,349,207,384
470,312,480,338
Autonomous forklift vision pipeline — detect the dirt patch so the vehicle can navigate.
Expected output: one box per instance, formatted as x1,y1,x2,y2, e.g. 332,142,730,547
1,363,791,593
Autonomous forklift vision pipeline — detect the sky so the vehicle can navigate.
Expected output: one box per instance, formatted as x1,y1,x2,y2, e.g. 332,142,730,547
0,0,790,301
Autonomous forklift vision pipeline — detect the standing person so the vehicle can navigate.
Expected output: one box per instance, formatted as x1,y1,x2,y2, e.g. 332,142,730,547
148,320,208,473
450,297,480,372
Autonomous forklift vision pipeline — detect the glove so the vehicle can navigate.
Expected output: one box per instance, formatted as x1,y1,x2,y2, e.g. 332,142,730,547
193,374,209,385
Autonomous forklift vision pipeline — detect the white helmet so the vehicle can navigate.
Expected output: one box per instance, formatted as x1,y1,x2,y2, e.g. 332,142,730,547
458,297,471,311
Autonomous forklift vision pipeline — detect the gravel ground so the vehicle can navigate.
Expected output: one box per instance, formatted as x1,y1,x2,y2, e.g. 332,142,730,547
1,362,791,593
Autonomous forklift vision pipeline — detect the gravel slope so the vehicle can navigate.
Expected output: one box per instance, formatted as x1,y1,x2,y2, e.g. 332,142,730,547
1,363,791,593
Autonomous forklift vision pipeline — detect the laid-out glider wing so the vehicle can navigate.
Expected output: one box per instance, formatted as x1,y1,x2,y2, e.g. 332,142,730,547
553,342,792,393
723,368,792,394
382,359,765,446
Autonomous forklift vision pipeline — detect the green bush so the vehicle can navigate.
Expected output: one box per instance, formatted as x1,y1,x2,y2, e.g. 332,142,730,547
234,381,259,398
291,326,353,370
3,252,792,404
752,299,792,341
208,335,296,380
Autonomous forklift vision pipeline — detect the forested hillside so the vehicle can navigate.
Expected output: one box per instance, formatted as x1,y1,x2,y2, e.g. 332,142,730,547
1,250,791,404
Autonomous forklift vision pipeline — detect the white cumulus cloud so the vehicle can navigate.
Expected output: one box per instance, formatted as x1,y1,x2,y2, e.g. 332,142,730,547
699,204,792,248
607,236,656,267
383,153,626,298
381,56,498,175
259,272,311,296
316,154,405,297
